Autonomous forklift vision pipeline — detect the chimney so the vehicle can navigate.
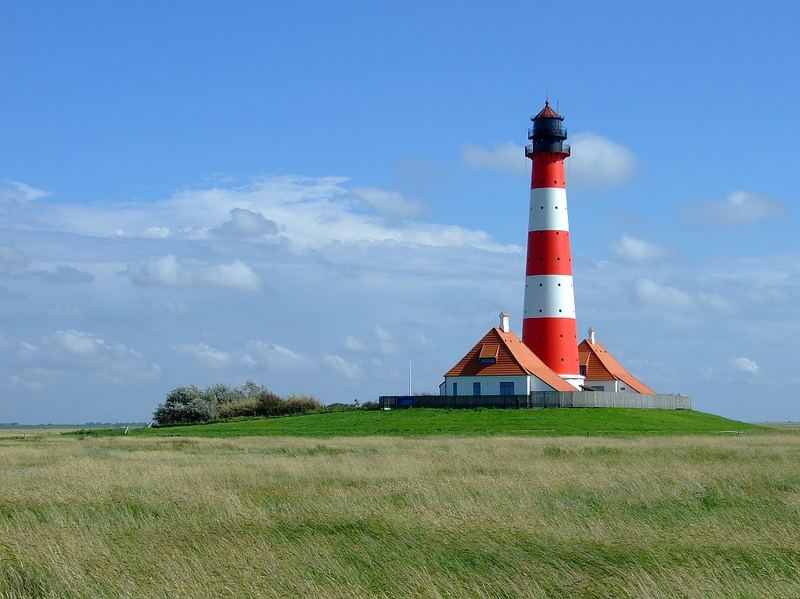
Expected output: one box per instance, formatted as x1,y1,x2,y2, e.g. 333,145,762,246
500,311,510,333
589,326,596,345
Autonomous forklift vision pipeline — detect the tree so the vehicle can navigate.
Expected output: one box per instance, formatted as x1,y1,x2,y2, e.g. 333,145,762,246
152,385,212,425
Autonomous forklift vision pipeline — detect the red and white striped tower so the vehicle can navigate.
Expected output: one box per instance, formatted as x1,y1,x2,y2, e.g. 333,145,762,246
522,102,584,388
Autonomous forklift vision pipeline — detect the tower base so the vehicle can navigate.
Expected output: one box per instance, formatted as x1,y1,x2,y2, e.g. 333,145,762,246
560,374,585,390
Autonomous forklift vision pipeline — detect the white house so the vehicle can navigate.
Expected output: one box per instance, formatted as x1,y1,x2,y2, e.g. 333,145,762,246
440,313,575,397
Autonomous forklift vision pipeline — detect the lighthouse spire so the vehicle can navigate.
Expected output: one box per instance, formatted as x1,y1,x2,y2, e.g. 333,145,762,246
521,102,584,389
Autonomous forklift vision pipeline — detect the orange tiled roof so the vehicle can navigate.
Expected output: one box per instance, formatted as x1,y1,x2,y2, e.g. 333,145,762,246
578,339,656,394
445,328,574,392
534,101,561,120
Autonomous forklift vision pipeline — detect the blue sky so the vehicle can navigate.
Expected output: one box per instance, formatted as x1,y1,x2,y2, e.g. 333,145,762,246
1,1,798,423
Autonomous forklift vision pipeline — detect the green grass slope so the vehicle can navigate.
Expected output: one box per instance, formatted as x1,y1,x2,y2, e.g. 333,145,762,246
118,408,762,438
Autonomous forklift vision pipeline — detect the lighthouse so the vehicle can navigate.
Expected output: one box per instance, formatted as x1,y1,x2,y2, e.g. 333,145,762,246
522,102,584,389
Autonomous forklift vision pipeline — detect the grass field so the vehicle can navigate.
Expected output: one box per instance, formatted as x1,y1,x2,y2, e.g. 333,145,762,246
90,407,762,438
2,420,799,598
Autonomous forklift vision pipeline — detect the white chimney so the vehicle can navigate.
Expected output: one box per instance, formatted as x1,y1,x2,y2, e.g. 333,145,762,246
589,326,596,345
500,311,510,333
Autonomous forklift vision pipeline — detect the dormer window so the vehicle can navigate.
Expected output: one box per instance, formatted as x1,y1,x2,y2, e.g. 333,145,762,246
478,343,498,365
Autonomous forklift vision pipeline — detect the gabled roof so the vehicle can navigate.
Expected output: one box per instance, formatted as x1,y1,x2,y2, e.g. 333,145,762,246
445,328,574,392
533,101,562,120
578,339,656,394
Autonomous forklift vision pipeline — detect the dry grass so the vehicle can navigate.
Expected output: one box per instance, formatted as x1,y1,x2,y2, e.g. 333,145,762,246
1,432,799,598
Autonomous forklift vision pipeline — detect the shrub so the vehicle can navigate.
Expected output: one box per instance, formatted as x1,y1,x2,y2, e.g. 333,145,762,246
153,386,212,425
285,394,322,414
255,390,287,416
241,380,270,401
325,402,356,412
203,383,245,406
215,399,258,419
360,401,380,410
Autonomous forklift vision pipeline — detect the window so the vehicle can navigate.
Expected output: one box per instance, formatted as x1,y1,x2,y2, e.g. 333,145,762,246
579,365,587,376
594,385,605,391
499,382,514,396
452,382,457,396
478,344,498,365
620,386,626,391
473,382,481,396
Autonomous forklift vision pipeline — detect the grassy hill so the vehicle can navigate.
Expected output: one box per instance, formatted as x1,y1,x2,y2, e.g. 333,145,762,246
110,408,762,438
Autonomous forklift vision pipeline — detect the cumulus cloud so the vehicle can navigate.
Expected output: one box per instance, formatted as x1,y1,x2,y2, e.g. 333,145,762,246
685,191,787,225
375,325,400,355
635,278,694,312
612,235,670,263
213,208,278,238
568,133,636,189
8,368,63,391
462,142,527,175
343,336,366,352
122,255,261,291
22,330,160,383
0,181,49,204
30,176,515,253
17,266,94,284
0,247,29,273
351,187,427,219
323,354,362,380
173,342,232,367
244,340,307,371
462,134,636,189
144,226,170,239
730,357,759,375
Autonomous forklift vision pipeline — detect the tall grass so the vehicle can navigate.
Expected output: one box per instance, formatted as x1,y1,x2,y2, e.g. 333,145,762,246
1,433,799,597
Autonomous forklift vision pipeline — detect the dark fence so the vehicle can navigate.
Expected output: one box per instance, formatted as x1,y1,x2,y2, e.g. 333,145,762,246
379,392,691,410
379,395,531,410
530,391,691,410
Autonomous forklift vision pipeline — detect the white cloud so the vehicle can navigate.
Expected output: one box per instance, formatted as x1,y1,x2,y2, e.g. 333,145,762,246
51,330,103,356
375,325,400,355
213,208,278,238
569,133,636,189
23,330,160,383
0,247,29,273
122,255,261,291
323,354,362,380
8,368,63,391
730,357,759,375
351,187,426,219
686,191,787,225
462,142,527,175
17,266,94,284
0,181,49,204
343,336,366,352
244,340,307,371
144,226,171,239
30,176,515,253
635,278,694,312
612,235,670,263
173,342,232,367
462,134,636,189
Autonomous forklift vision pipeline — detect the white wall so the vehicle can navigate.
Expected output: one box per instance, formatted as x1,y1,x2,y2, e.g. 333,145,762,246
585,379,630,392
442,375,557,395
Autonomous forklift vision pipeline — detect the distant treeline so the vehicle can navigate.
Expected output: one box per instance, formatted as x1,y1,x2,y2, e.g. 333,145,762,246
153,381,378,426
0,422,147,429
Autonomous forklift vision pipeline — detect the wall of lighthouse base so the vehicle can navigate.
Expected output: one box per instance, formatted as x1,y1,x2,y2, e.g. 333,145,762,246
560,373,585,389
379,392,691,410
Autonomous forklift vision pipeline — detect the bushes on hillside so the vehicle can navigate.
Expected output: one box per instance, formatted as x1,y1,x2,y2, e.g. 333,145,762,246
152,386,213,425
152,381,330,425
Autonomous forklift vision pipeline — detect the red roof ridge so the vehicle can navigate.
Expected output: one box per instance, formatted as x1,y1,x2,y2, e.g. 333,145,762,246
445,327,573,392
578,339,656,394
533,101,562,120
